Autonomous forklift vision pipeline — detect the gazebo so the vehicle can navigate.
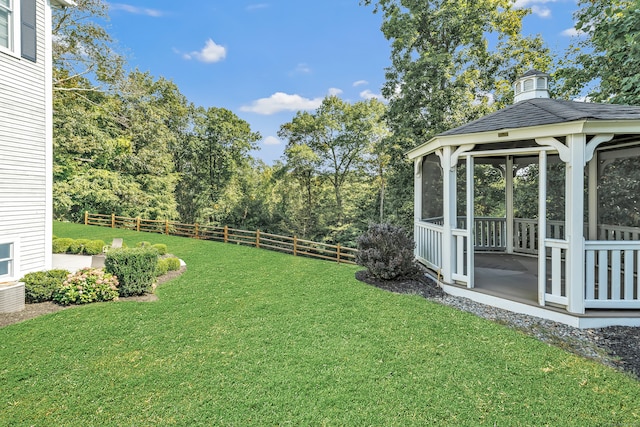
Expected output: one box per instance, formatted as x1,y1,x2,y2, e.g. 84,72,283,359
408,70,640,328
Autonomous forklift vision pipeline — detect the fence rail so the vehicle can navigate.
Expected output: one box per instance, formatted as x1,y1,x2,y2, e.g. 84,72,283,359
84,212,357,265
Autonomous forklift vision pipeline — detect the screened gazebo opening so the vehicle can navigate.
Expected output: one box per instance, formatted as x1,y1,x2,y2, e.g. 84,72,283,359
421,153,443,223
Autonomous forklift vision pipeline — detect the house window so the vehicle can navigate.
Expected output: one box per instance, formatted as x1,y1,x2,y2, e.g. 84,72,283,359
0,242,13,279
0,0,13,50
0,0,36,61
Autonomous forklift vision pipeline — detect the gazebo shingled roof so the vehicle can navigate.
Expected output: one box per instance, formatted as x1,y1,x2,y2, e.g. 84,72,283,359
440,98,640,136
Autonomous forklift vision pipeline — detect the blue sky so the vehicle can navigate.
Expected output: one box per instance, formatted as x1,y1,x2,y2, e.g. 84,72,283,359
104,1,582,164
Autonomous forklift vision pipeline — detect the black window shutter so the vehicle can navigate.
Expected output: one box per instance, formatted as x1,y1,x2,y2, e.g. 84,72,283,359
21,0,37,62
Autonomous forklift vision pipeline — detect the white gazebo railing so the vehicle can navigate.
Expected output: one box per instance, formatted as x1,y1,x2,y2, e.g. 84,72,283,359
585,241,640,309
415,221,443,271
541,238,568,307
416,217,640,310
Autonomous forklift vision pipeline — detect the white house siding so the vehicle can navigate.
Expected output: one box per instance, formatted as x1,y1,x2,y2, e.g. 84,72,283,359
0,0,50,278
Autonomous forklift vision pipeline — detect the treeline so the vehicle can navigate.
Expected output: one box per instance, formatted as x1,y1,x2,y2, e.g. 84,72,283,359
52,0,640,246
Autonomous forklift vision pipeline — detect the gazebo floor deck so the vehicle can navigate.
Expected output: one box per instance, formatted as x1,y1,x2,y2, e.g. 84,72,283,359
464,252,640,320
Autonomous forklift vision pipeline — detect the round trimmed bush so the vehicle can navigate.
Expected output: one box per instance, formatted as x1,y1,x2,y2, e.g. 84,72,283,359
165,257,181,271
68,239,91,254
152,243,168,255
356,223,417,280
84,240,106,255
52,238,74,254
21,269,70,303
156,258,170,277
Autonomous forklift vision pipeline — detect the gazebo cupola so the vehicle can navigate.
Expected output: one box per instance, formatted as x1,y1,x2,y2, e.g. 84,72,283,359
513,69,550,103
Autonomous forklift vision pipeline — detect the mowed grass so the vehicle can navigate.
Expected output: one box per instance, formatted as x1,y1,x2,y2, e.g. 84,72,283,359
0,223,639,425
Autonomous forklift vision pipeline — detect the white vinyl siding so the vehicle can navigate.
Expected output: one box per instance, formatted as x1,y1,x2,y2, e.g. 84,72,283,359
0,0,48,276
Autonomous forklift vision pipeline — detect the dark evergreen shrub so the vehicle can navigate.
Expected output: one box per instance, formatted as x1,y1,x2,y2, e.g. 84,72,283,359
21,269,70,303
356,223,417,280
105,248,158,297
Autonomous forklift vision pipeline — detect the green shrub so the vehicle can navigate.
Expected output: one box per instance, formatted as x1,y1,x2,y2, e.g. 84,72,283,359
105,248,158,297
356,223,417,280
84,240,106,255
51,268,119,305
165,257,181,271
52,238,74,254
21,269,70,303
155,258,170,277
136,241,152,248
152,243,168,256
68,239,91,254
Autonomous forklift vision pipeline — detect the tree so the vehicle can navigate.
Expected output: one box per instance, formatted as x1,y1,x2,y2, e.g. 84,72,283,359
281,144,322,237
557,0,640,105
361,0,553,230
52,0,124,92
175,107,260,224
279,96,386,226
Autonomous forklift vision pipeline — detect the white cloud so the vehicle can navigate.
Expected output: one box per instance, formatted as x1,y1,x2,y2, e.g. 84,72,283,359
360,89,384,100
246,3,269,11
513,0,557,18
109,3,164,17
530,5,551,17
183,39,227,63
328,87,343,96
562,27,586,37
353,80,368,87
263,136,281,145
291,63,312,75
240,92,324,115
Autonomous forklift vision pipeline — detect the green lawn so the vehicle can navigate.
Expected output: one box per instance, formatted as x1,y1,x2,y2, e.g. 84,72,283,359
1,222,639,425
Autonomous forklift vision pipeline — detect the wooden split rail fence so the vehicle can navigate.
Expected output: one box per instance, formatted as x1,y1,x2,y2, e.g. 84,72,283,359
84,212,358,265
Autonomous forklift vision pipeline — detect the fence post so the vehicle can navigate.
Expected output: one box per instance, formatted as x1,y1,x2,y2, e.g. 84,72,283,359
224,226,229,243
256,229,260,248
337,244,341,263
165,219,169,235
195,223,199,239
84,211,88,225
136,217,140,232
293,236,297,256
111,213,115,228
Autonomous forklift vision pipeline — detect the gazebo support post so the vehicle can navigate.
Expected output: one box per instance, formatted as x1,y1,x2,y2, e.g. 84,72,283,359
538,151,547,306
566,134,587,314
505,156,514,254
588,155,598,240
466,155,474,288
414,157,422,224
441,146,457,283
